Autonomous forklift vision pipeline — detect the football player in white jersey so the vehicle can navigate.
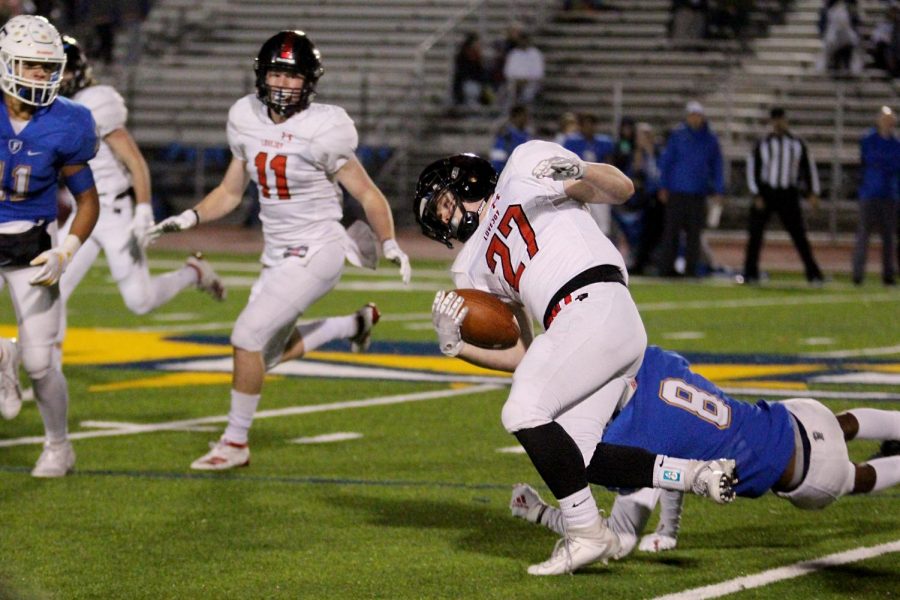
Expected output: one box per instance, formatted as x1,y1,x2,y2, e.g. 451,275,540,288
414,145,736,575
54,36,225,344
147,31,411,471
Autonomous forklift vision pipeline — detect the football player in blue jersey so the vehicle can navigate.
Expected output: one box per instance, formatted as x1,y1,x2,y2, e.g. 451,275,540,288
0,15,99,477
510,345,900,558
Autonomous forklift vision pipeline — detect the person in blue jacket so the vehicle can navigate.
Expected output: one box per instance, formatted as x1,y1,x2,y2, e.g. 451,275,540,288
656,101,724,277
489,104,531,172
852,106,900,286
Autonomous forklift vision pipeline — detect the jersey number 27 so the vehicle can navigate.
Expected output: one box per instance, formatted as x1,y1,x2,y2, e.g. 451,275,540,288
485,204,538,291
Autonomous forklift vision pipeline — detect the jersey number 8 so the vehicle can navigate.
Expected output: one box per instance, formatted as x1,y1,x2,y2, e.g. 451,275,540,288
658,378,732,430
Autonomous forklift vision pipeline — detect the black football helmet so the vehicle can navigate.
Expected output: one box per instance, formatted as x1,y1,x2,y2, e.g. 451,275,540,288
413,154,498,248
254,30,323,118
59,35,93,98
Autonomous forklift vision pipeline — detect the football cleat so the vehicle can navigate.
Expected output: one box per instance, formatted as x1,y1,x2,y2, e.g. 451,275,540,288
0,337,23,420
690,458,737,504
638,533,678,553
349,303,380,353
190,437,250,471
527,518,620,576
31,440,76,478
186,253,226,302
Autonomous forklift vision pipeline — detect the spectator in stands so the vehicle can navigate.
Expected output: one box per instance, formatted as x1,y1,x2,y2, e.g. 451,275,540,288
489,104,531,172
88,0,118,65
563,113,616,234
669,0,709,48
0,0,24,22
656,101,724,277
553,111,578,144
708,0,752,45
502,33,544,111
489,22,524,94
452,32,491,110
612,117,640,253
743,107,824,286
818,0,863,76
628,122,665,275
869,2,900,78
852,106,900,286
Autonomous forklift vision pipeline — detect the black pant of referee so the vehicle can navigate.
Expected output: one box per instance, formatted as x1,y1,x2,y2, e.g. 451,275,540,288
743,187,823,283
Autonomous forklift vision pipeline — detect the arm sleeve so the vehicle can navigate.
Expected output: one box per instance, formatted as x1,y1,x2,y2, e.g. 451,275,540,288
746,143,760,195
309,108,359,175
88,87,127,137
226,104,246,162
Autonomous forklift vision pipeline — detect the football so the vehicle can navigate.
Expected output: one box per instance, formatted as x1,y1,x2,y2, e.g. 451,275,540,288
454,289,519,349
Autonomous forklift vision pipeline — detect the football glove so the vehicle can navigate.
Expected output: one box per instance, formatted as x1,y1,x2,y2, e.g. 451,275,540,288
532,156,585,181
432,290,468,357
382,238,411,285
29,234,81,286
130,202,156,249
145,209,199,244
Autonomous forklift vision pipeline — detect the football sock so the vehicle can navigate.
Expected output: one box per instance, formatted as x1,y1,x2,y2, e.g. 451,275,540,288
514,421,589,499
223,390,260,445
296,315,357,354
32,368,69,444
657,490,685,537
842,409,900,440
609,488,660,542
558,486,601,530
145,268,196,310
869,456,900,492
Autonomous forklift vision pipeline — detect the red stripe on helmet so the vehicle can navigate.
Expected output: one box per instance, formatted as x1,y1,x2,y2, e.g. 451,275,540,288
279,32,296,60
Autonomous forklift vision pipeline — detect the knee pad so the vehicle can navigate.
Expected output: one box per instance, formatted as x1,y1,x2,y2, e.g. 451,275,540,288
501,394,552,434
121,293,154,316
230,319,266,352
21,344,54,380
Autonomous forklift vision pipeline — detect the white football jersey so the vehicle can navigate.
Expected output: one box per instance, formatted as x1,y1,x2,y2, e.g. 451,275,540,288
451,140,627,326
73,84,131,206
227,95,357,266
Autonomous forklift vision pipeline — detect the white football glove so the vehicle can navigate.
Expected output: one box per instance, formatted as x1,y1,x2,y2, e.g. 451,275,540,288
532,156,586,181
382,238,411,285
130,202,156,249
29,234,81,286
432,290,468,357
144,209,199,245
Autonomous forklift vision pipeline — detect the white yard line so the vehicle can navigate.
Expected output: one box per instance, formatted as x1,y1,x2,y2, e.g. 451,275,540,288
803,344,900,359
639,293,896,312
652,540,900,600
0,385,501,448
723,387,900,402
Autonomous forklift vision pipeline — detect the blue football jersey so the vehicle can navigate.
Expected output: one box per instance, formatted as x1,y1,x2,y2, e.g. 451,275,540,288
0,96,97,223
603,346,795,497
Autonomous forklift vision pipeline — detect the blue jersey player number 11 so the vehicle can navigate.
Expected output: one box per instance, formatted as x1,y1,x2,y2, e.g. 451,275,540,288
0,15,99,478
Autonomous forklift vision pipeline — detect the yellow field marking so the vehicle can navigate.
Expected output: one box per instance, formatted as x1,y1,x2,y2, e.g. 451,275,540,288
307,350,507,377
89,372,235,392
847,363,900,374
693,363,827,382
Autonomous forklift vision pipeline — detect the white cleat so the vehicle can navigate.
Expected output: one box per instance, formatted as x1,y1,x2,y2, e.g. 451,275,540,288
690,458,737,504
527,518,621,576
638,533,678,553
349,303,380,353
510,482,551,523
190,437,250,471
186,253,226,302
0,337,22,420
31,440,76,478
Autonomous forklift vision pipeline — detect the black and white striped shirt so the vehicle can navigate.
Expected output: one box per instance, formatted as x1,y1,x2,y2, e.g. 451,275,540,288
746,133,820,196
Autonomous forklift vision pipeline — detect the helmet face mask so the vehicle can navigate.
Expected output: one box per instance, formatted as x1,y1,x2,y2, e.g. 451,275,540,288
413,154,498,248
59,35,93,98
0,15,65,107
254,30,323,118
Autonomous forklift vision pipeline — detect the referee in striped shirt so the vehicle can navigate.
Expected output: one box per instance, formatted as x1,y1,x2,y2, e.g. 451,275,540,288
743,107,824,285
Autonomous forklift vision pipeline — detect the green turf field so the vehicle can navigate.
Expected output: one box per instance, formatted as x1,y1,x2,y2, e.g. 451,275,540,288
1,252,898,599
